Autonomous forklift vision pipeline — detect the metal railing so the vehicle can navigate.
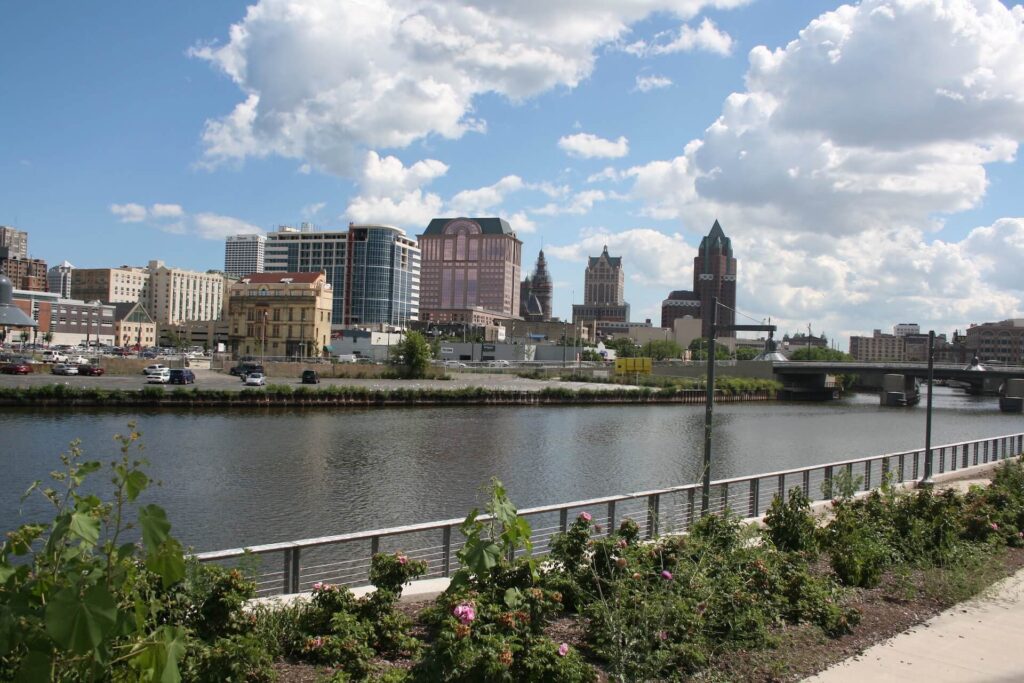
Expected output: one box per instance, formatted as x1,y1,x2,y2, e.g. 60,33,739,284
196,433,1024,596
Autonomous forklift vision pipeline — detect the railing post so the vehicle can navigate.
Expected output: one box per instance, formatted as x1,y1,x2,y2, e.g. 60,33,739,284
442,526,452,577
559,509,569,534
912,452,919,479
721,483,729,513
290,548,301,594
607,500,616,534
646,494,659,539
939,447,946,474
370,536,380,558
282,548,293,595
749,479,760,518
777,473,785,501
823,466,833,498
802,470,810,498
686,489,695,528
974,442,979,466
864,460,871,491
898,453,905,482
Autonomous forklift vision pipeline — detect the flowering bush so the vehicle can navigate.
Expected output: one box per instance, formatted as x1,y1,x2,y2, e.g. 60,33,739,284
369,551,428,597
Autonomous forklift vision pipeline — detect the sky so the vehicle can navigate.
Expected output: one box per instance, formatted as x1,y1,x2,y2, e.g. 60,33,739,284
2,0,1023,347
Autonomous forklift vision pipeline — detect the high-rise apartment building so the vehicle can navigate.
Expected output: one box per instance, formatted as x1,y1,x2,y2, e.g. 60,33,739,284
265,223,420,328
145,260,224,325
0,226,28,259
572,246,630,326
47,261,74,298
224,234,266,278
71,266,149,304
418,217,522,326
661,221,738,337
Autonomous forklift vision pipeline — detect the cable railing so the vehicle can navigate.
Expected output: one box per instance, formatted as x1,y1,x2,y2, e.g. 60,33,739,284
196,433,1024,597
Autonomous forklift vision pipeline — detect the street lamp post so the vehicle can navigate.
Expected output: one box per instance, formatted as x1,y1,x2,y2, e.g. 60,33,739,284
922,330,936,486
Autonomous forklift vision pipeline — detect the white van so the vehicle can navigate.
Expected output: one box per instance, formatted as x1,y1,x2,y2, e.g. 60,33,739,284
42,350,68,364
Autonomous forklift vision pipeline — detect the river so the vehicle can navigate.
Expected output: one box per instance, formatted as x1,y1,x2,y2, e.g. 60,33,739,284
1,387,1020,552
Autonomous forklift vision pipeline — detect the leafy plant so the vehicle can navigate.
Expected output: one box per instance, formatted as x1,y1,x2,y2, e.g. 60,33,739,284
764,487,819,555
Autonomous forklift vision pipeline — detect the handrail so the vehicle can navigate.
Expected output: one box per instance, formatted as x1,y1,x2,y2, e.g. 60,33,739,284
195,432,1024,594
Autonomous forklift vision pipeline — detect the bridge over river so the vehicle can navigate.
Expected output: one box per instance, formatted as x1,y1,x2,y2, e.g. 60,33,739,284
773,361,1024,411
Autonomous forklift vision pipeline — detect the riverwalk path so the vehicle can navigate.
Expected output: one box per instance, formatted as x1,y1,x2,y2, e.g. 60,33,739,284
805,565,1024,682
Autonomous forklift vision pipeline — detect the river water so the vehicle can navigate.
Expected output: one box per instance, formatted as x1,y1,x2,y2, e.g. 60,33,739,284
1,387,1020,552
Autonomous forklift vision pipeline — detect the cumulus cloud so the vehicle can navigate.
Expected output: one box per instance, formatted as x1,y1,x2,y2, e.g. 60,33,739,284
110,203,148,223
301,201,326,219
534,190,614,215
547,228,697,288
449,175,525,214
109,203,261,240
192,0,749,175
628,17,734,56
558,133,630,159
344,152,446,227
634,74,673,92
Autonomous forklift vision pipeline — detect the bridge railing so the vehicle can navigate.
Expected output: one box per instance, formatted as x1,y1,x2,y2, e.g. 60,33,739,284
195,433,1024,597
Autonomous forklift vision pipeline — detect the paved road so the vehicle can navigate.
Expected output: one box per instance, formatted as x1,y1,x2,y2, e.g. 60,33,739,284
0,368,635,393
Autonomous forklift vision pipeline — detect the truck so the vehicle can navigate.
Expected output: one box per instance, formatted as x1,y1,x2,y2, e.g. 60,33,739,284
41,350,68,364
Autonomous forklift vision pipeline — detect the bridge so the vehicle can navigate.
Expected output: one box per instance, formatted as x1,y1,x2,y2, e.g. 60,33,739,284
771,361,1024,412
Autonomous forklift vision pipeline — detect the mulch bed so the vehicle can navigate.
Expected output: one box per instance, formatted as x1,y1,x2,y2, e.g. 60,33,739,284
274,547,1024,682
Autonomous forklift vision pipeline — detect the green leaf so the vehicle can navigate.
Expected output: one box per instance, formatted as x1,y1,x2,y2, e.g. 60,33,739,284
503,587,524,609
69,510,100,547
462,540,501,576
0,563,15,585
132,625,187,683
125,470,150,502
138,504,172,555
45,584,118,654
13,649,52,683
145,539,185,588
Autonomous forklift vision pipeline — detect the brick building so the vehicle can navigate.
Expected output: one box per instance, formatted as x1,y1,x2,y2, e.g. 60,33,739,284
227,272,333,358
661,221,737,337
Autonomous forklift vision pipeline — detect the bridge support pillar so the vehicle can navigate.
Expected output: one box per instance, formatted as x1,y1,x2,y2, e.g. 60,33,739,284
1000,378,1024,414
881,374,920,407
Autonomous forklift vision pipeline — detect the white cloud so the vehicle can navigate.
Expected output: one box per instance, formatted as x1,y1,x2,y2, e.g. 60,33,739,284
634,74,673,92
534,189,614,216
359,151,448,199
344,152,446,227
110,203,147,223
301,201,326,219
547,228,697,287
586,167,621,183
644,18,735,56
346,191,444,227
507,211,537,234
193,213,264,240
558,133,630,159
150,203,185,218
192,0,750,175
449,175,525,214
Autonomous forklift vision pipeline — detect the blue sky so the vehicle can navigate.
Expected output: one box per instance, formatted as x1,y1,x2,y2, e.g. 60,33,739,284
2,0,1022,344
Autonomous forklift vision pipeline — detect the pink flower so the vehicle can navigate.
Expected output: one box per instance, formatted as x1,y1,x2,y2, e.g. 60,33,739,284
661,570,673,581
658,630,668,641
397,554,408,565
312,582,324,591
558,642,569,657
453,602,476,625
307,636,325,650
616,538,628,549
990,522,999,531
578,511,592,523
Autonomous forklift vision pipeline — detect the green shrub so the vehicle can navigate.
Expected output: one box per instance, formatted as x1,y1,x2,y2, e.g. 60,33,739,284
764,487,819,555
186,633,275,683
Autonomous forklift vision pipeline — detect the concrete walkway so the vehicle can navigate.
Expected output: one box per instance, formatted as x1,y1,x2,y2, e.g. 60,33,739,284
805,567,1024,682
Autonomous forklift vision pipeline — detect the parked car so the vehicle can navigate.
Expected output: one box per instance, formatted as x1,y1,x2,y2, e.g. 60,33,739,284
146,368,171,384
230,362,265,377
300,370,320,384
142,364,168,376
443,360,468,368
51,363,79,376
42,350,68,364
67,355,88,366
77,364,105,376
168,369,196,385
1,361,32,375
244,372,266,386
487,360,512,368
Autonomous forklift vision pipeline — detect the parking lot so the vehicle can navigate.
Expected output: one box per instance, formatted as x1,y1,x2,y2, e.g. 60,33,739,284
0,366,634,393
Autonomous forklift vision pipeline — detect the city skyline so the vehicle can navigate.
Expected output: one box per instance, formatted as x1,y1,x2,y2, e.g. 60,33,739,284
1,0,1022,345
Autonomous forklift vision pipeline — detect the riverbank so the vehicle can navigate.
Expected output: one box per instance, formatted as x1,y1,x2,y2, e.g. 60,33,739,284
0,382,778,407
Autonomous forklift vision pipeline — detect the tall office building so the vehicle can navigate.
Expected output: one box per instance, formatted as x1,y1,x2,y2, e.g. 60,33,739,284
661,221,738,337
418,217,522,326
572,246,629,326
224,234,266,278
0,226,28,259
47,261,75,298
265,223,420,328
0,248,47,292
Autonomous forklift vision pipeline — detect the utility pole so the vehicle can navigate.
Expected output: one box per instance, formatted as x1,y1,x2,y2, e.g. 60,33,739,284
922,330,936,485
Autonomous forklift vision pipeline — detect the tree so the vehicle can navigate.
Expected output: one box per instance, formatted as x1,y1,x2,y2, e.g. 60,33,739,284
735,347,760,361
789,347,851,362
640,339,682,360
688,338,731,360
42,331,53,348
18,331,29,349
603,337,640,358
391,331,432,378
